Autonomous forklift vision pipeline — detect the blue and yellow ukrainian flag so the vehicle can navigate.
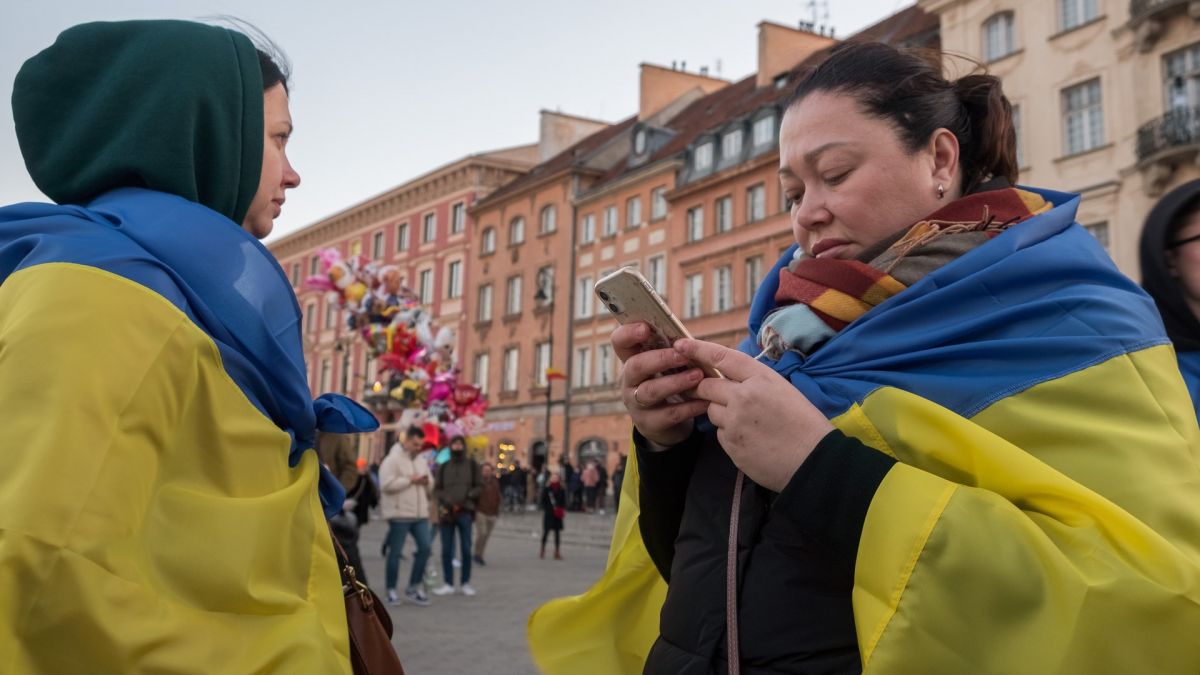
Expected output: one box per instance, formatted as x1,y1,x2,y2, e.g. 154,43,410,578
528,187,1200,673
0,188,375,673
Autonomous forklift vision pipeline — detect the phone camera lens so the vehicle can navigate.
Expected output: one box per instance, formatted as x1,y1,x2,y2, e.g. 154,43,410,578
608,303,621,314
597,291,610,302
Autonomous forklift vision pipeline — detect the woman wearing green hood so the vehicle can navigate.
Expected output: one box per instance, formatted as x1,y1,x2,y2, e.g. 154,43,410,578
0,20,378,673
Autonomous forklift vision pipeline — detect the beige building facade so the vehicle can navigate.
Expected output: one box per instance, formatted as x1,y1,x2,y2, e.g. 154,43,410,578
920,0,1200,275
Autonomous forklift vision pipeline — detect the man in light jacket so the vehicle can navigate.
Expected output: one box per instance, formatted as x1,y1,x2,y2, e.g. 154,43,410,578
379,425,433,607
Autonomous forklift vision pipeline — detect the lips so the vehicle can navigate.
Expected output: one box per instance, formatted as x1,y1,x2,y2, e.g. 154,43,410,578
811,238,851,258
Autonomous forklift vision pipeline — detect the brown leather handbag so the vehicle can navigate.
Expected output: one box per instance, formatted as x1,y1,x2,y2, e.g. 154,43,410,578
330,534,406,675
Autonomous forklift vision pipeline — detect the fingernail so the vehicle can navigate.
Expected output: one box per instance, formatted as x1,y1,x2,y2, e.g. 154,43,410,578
689,369,703,381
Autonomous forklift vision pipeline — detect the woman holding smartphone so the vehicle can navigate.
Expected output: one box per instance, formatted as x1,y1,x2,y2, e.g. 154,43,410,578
530,42,1200,674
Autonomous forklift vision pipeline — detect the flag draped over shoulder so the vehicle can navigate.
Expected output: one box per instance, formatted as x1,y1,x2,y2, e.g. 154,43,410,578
527,187,1200,674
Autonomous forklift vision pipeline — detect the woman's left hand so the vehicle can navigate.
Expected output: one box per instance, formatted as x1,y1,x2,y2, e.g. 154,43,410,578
675,338,835,492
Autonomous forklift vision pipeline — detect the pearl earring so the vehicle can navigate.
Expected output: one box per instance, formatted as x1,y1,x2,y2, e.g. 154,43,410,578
937,184,945,200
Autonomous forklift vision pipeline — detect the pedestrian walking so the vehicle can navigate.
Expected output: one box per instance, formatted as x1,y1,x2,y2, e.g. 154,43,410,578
581,462,599,512
473,463,502,566
595,461,609,514
540,472,566,561
379,425,434,607
0,19,382,672
611,455,626,515
431,436,482,596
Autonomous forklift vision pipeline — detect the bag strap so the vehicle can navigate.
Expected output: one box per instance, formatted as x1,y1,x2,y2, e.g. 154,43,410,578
726,470,745,675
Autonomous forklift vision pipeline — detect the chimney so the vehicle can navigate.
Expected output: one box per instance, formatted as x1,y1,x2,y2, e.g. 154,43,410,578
637,63,729,120
756,20,836,89
538,110,609,162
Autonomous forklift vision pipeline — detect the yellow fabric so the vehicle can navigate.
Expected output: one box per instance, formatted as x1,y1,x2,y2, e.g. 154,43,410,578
0,263,351,674
528,344,1200,673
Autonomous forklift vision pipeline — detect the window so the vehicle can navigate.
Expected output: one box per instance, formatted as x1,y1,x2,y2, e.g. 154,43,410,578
502,347,519,392
309,255,320,276
753,114,775,146
722,129,744,161
745,255,764,304
319,358,331,392
340,352,351,395
509,217,525,245
506,276,522,315
597,344,614,386
536,266,554,305
580,214,596,244
746,184,766,223
305,301,316,334
540,205,557,234
481,226,496,254
982,12,1016,62
634,129,647,154
418,269,433,304
447,260,462,299
684,273,703,319
1013,104,1025,167
290,262,300,286
1058,0,1098,31
1084,221,1110,251
713,266,732,313
716,196,733,233
324,301,336,329
574,347,592,388
451,202,465,234
535,342,551,388
422,212,437,243
1165,43,1200,113
626,196,643,228
647,255,666,295
576,276,593,318
1062,78,1104,155
474,352,490,394
477,284,493,322
602,206,618,237
687,206,704,243
371,231,384,259
396,222,410,252
694,141,713,171
651,187,668,220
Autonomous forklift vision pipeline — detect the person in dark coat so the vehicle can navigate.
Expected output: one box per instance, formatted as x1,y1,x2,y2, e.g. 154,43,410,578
540,471,566,560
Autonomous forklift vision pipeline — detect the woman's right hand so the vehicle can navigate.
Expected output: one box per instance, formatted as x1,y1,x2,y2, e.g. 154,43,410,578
612,322,711,447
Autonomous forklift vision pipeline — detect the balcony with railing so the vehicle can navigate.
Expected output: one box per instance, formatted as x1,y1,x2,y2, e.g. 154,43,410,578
1129,0,1200,52
1135,106,1200,194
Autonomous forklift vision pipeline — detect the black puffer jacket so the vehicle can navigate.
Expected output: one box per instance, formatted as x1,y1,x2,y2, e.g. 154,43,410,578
637,426,893,675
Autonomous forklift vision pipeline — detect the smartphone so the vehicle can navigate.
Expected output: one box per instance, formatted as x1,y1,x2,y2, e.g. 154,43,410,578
594,267,723,379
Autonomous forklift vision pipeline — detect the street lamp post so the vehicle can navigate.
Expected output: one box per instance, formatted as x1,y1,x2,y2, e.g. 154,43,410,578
534,268,553,470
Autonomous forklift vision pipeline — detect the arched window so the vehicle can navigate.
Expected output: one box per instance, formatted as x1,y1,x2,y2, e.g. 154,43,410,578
509,216,525,245
480,226,496,254
982,11,1016,62
576,437,608,469
540,205,557,234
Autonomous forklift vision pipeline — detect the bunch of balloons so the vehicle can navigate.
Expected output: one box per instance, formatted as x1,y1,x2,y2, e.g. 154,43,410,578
305,248,488,435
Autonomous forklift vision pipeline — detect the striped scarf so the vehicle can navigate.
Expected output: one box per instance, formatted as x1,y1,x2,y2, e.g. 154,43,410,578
757,187,1052,359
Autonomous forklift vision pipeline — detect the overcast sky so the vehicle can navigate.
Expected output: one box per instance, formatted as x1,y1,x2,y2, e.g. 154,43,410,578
1,1,914,240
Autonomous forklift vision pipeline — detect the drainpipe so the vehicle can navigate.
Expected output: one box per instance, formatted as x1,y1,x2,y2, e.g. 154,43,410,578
563,174,580,466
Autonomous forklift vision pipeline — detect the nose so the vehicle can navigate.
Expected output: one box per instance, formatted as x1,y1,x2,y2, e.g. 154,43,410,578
791,190,829,240
283,156,301,189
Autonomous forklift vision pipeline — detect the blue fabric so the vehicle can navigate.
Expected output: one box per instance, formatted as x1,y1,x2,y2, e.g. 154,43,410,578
737,186,1170,420
385,519,433,591
1177,351,1200,423
440,513,474,585
0,187,379,516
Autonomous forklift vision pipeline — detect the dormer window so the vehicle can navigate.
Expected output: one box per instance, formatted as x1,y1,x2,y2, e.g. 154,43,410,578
753,114,776,146
694,141,714,171
721,129,743,160
634,129,647,155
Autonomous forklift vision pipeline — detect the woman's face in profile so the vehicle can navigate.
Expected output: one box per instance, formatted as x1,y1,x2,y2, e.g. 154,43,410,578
1169,209,1200,307
242,83,301,239
778,91,951,260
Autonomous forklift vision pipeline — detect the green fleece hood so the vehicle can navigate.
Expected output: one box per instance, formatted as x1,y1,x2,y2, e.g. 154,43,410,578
12,20,263,225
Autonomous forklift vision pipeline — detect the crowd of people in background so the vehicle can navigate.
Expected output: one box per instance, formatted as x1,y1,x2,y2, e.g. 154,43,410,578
318,423,628,607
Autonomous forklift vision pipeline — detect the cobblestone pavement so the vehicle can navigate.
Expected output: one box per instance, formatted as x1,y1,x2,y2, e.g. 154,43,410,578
356,508,617,674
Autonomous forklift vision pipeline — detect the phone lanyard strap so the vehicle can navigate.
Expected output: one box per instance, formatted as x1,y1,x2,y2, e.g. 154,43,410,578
726,469,745,675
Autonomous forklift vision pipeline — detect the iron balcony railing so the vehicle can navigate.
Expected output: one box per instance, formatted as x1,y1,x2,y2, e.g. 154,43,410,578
1130,0,1189,24
1136,106,1200,162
